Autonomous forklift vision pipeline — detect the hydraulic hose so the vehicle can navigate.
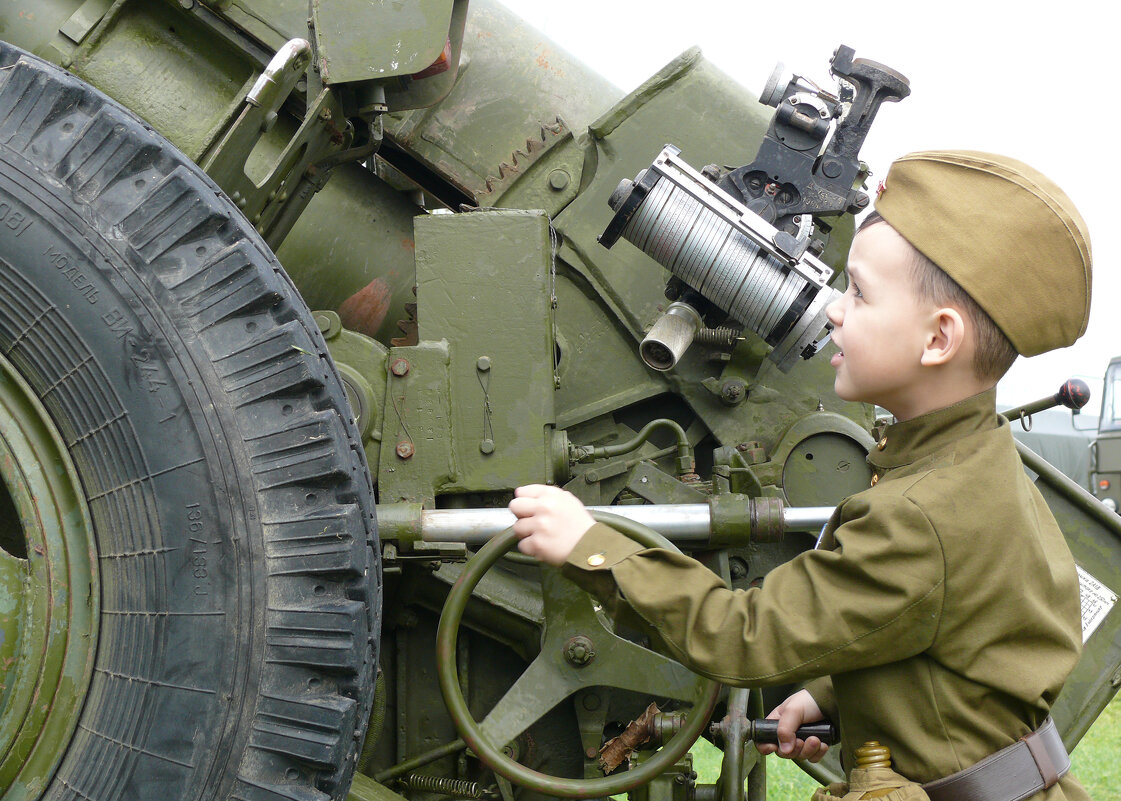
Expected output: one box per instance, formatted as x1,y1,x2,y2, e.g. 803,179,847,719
571,418,694,476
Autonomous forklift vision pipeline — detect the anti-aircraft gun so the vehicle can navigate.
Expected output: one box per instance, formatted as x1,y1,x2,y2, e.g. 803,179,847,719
0,3,1118,801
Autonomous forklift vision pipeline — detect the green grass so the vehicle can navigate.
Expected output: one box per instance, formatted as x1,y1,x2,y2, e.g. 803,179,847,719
690,693,1121,800
1070,692,1121,798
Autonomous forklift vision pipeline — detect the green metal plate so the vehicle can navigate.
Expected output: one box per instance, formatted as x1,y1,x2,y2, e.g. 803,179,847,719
312,0,453,84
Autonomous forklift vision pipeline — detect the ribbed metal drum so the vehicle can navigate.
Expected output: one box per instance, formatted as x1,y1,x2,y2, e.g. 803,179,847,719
620,177,806,344
600,145,838,371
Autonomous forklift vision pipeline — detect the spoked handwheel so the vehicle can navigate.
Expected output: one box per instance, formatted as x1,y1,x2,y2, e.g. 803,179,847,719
436,510,720,798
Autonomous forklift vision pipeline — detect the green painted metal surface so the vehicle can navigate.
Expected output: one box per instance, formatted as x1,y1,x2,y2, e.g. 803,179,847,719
70,2,255,161
383,0,622,202
378,210,560,505
312,0,453,84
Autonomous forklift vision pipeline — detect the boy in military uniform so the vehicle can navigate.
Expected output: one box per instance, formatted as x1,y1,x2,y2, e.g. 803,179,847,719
510,151,1092,800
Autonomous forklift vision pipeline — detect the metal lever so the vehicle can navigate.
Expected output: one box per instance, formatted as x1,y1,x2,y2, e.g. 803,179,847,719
1003,378,1091,430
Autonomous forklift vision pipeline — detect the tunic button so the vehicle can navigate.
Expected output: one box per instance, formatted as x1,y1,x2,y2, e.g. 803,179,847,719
877,436,887,451
587,553,606,567
870,474,880,487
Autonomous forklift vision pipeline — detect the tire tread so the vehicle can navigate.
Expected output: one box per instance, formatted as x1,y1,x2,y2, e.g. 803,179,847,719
0,43,378,801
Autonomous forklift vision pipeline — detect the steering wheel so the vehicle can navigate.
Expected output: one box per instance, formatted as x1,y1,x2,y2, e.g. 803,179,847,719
436,510,721,798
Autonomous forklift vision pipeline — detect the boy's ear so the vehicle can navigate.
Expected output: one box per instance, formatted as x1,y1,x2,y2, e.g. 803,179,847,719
920,306,967,367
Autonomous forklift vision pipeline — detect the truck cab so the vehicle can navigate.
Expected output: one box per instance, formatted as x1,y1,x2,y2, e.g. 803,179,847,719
1091,356,1121,511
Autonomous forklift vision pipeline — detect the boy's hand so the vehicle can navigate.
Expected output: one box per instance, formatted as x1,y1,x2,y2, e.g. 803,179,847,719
508,485,595,566
755,689,830,763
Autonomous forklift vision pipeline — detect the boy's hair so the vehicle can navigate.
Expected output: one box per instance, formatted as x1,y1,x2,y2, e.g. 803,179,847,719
859,212,1017,381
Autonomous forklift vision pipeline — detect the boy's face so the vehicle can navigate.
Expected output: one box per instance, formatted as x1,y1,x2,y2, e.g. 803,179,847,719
825,222,935,418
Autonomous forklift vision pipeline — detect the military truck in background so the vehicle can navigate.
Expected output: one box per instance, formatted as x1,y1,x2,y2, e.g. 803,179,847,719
1067,355,1121,518
0,2,1119,800
1091,357,1121,512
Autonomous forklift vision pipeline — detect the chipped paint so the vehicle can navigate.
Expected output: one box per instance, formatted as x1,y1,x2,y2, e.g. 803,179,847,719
340,278,394,339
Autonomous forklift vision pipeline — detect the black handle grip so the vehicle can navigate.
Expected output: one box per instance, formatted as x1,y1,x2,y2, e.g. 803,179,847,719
1058,378,1091,411
749,719,837,746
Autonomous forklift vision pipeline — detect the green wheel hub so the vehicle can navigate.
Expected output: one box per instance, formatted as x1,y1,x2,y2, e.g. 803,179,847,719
0,352,98,799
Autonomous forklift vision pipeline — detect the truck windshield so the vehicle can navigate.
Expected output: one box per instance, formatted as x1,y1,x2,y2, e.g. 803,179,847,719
1101,361,1121,432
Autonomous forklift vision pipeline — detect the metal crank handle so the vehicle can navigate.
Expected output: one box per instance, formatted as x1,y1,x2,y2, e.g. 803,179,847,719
748,719,838,746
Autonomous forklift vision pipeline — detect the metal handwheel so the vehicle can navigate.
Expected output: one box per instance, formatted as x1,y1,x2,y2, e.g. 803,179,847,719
436,510,721,797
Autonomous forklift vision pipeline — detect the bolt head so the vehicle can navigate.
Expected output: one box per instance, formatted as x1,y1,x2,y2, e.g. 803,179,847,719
390,358,410,377
396,441,415,459
563,635,595,666
720,381,746,404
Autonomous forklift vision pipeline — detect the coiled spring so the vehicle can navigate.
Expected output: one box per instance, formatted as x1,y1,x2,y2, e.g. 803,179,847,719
694,326,741,348
401,773,485,799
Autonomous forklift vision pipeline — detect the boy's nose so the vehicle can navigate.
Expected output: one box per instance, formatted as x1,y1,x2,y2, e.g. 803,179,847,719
825,295,843,326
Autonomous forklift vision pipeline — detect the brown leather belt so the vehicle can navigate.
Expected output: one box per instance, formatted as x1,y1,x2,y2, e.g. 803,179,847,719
922,717,1070,801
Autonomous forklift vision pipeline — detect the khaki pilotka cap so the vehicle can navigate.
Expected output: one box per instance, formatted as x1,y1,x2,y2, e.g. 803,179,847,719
874,150,1092,356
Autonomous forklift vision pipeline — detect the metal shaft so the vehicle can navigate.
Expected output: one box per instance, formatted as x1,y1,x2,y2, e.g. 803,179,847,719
409,504,834,544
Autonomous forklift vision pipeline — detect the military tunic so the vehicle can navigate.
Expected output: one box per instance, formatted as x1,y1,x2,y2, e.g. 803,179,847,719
562,390,1088,799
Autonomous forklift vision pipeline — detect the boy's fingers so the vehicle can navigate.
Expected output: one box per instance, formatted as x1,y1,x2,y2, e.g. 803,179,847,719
514,483,556,498
775,711,801,755
804,737,829,762
508,496,540,518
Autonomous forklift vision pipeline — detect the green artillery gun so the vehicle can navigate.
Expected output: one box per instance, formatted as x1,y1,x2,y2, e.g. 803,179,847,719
0,3,1117,800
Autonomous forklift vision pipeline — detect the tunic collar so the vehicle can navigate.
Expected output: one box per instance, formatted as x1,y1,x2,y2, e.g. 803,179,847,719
867,388,1001,471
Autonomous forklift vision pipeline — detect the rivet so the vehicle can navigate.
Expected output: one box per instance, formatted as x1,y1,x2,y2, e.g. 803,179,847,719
476,356,491,371
877,436,887,451
479,438,495,454
587,553,606,567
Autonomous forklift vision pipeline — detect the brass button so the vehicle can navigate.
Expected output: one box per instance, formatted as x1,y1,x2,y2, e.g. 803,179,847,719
870,474,880,487
587,553,606,567
877,436,887,451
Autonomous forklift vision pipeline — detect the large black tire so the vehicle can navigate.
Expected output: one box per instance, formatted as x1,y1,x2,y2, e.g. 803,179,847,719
0,42,378,800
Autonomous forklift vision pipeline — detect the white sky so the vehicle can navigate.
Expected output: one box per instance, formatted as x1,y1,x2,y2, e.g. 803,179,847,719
496,0,1119,413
